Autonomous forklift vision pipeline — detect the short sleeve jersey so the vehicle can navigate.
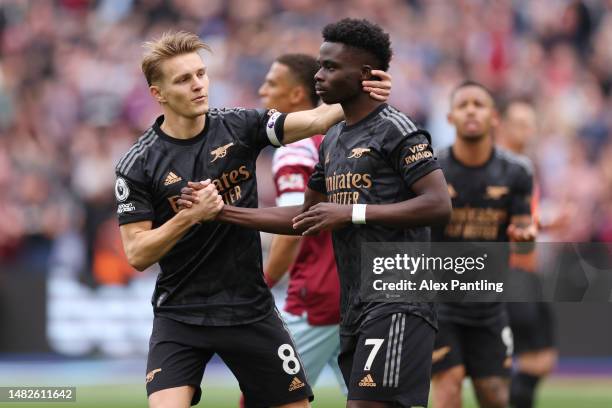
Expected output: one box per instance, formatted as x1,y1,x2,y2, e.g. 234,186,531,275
114,108,285,326
308,104,440,334
432,146,534,325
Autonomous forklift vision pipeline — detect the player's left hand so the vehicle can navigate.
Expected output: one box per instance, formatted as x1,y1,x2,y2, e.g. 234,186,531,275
363,70,391,102
292,203,351,235
507,223,537,242
177,180,210,210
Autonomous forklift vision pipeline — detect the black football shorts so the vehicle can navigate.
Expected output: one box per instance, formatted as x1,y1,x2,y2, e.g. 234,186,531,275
145,310,313,407
338,312,435,407
431,316,513,378
508,301,555,354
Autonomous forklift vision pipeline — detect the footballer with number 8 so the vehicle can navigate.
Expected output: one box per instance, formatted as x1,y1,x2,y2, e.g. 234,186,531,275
180,19,451,408
114,31,391,408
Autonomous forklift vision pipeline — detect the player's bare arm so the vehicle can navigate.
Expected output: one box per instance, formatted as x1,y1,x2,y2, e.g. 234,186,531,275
292,169,451,235
282,70,391,144
264,234,302,286
120,182,223,271
178,184,327,235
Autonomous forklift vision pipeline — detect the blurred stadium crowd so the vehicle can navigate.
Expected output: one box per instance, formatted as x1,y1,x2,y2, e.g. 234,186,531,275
0,0,611,285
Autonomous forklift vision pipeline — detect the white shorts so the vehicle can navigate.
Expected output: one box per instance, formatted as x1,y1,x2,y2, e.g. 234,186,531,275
281,310,346,394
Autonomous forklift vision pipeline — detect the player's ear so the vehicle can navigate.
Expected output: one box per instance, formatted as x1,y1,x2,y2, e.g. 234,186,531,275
446,112,454,125
491,109,501,128
150,85,166,104
289,86,305,105
361,65,373,80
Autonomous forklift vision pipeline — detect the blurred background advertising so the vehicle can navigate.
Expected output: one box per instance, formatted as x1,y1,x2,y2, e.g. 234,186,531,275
0,0,611,407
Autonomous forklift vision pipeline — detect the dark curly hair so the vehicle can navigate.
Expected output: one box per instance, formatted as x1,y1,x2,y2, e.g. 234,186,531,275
322,18,392,71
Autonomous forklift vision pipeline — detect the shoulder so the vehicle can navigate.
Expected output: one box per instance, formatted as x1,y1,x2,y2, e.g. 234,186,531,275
374,105,432,149
208,107,267,122
115,127,160,177
496,147,534,178
272,138,319,175
208,107,250,122
376,105,421,137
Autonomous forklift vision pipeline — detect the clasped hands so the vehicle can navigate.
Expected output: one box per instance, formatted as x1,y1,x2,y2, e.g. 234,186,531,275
177,182,351,234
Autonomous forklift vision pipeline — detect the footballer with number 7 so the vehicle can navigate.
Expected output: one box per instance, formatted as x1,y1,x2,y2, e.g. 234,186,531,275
114,31,392,408
180,19,451,408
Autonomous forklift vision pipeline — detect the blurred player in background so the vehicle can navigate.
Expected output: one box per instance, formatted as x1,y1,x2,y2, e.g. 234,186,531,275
431,81,536,408
114,30,391,408
498,100,558,408
182,18,452,408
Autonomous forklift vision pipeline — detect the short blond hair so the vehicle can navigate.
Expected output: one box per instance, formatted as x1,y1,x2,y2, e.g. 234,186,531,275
141,31,211,85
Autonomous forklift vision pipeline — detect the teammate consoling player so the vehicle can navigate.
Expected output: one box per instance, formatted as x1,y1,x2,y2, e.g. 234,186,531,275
181,19,451,408
114,31,390,408
431,81,536,408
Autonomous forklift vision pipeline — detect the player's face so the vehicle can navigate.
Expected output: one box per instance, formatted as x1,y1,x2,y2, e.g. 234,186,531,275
314,42,362,105
503,103,536,152
448,86,498,141
258,62,298,112
152,52,209,119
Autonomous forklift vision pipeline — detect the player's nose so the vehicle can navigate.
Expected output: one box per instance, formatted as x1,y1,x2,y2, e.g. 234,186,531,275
314,68,325,83
258,84,267,96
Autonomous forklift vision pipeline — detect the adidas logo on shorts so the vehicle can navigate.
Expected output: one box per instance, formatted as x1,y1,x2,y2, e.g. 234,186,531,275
358,374,376,387
288,377,305,391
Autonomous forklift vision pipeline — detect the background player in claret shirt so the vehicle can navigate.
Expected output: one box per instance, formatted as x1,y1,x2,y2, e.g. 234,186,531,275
258,54,346,392
431,82,536,408
181,19,452,408
114,31,391,408
498,100,557,408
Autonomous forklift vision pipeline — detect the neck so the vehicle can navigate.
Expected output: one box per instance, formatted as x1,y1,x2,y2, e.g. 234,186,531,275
452,134,493,167
160,111,206,139
288,101,315,113
341,95,382,126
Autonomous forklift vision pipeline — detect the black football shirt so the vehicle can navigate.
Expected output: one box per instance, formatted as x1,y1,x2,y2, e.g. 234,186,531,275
308,103,440,335
114,108,285,326
432,146,534,326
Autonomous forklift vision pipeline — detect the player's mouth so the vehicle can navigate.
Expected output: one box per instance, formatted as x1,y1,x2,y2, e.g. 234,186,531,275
464,120,481,130
192,95,208,102
315,86,327,95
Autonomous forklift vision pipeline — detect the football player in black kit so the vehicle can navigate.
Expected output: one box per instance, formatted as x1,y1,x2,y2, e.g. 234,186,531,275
114,31,391,408
181,19,451,408
499,100,557,408
430,81,536,408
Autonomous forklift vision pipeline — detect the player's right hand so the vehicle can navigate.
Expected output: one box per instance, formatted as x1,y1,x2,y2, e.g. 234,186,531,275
177,180,211,209
179,180,224,222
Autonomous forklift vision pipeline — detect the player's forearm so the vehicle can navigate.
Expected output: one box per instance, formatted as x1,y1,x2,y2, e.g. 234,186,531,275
283,104,343,144
265,235,302,282
217,205,303,235
125,211,196,271
365,191,452,228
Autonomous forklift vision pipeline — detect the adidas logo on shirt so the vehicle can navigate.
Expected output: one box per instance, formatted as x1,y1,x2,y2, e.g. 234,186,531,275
288,377,305,391
164,171,182,186
358,374,376,387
